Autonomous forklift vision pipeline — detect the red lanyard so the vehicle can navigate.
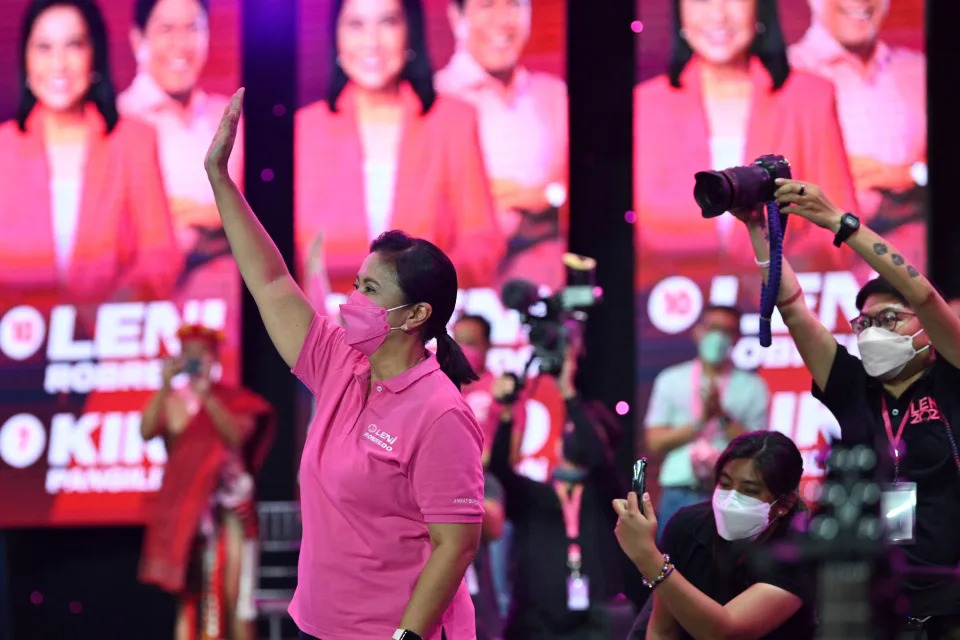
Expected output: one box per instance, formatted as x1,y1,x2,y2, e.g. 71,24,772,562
881,396,910,482
554,482,584,575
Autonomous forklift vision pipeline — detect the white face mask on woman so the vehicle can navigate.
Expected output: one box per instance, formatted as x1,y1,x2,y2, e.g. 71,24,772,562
712,489,777,541
857,326,929,381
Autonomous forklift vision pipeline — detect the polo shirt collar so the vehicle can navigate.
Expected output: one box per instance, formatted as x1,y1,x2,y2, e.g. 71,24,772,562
444,49,533,100
352,353,440,392
797,21,893,77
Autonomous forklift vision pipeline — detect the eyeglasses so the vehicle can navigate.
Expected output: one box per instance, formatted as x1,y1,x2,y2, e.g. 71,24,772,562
850,308,917,336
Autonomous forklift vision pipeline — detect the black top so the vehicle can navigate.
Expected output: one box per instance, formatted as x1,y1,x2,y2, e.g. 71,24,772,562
813,347,960,616
659,503,817,640
472,472,504,640
489,397,625,638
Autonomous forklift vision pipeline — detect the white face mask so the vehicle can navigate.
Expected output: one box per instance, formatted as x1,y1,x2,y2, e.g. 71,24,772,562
857,326,930,381
712,489,774,541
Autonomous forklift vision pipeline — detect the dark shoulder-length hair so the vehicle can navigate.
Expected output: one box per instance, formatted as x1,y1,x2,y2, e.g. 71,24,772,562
668,0,789,91
326,0,436,114
370,231,478,389
714,431,807,528
134,0,209,30
17,0,118,133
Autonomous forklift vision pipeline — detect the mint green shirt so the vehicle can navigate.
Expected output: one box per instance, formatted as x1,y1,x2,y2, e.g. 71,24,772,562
644,359,770,488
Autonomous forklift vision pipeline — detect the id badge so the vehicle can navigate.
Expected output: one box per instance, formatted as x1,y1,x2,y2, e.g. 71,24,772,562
567,575,590,611
465,563,479,596
881,482,917,545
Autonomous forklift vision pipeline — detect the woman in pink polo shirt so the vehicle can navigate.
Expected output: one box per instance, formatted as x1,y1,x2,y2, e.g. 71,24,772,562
205,90,485,640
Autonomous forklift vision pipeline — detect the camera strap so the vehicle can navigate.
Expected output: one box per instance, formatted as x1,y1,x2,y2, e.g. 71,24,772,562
759,200,788,347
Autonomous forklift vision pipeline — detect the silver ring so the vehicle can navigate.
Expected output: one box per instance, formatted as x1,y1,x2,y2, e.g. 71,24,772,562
798,184,806,196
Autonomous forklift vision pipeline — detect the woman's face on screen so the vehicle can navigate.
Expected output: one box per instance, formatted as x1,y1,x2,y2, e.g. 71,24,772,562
337,0,409,93
25,5,94,114
139,0,210,99
680,0,757,67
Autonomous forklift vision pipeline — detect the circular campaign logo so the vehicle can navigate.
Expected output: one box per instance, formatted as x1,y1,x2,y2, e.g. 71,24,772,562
0,305,46,361
367,424,378,433
647,276,703,335
0,413,47,469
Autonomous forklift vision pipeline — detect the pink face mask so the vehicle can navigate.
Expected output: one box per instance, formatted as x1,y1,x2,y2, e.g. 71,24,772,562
339,290,410,357
459,343,486,374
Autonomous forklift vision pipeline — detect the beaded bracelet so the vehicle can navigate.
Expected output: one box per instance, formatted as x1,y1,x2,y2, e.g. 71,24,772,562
642,554,675,590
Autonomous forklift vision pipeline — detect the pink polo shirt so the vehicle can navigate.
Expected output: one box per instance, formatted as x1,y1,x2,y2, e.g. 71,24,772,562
289,313,485,640
788,22,926,220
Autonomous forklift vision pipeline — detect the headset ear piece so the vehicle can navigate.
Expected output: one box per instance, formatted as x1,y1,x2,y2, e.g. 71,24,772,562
402,324,409,332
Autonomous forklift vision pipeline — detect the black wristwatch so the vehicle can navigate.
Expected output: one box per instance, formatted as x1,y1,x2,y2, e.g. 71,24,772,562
392,630,423,640
833,212,861,247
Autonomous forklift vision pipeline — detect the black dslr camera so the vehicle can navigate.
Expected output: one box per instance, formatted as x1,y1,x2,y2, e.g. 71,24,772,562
501,253,601,377
693,154,792,218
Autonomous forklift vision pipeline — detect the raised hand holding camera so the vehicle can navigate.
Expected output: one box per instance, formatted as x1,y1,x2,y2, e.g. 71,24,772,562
692,155,795,348
773,178,846,232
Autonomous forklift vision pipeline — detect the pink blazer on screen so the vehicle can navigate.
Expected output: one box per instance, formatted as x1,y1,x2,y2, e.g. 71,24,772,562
295,82,504,293
634,57,858,289
0,105,182,304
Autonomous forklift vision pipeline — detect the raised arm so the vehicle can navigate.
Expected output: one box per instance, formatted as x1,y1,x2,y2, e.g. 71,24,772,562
141,358,180,440
774,178,960,370
735,206,837,392
203,89,314,368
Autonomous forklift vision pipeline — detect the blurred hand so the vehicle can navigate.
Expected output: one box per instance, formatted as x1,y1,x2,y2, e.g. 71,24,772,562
850,156,916,194
307,231,326,277
491,179,523,204
161,358,184,389
729,203,766,227
192,373,212,399
612,492,662,574
702,384,723,422
558,346,578,399
205,88,244,179
774,178,845,232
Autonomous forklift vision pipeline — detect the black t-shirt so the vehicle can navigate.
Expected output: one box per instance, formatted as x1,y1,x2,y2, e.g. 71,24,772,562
813,347,960,616
472,472,504,640
659,503,817,640
489,398,626,638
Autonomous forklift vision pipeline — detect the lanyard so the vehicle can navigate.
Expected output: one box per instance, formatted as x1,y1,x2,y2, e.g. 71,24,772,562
881,396,960,482
554,482,584,576
881,396,910,483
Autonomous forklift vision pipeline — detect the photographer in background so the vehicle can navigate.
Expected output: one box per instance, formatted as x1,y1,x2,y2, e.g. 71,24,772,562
453,314,508,640
644,305,770,539
736,177,960,637
488,334,625,639
616,431,816,640
139,325,275,640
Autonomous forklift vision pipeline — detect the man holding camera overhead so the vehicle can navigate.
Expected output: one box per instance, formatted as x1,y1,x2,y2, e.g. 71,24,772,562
643,305,770,538
735,176,960,638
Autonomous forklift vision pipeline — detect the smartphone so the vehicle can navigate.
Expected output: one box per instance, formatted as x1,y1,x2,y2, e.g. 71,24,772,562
183,358,202,375
632,458,647,513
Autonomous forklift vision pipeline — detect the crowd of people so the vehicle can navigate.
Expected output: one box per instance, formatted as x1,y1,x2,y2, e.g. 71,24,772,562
182,66,960,638
0,0,952,640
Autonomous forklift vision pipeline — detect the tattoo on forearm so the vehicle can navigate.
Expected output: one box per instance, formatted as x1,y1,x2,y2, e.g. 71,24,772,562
907,265,920,278
873,243,888,256
892,254,905,266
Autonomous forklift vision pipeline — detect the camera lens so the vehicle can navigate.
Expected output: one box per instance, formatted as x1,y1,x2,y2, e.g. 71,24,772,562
693,171,734,218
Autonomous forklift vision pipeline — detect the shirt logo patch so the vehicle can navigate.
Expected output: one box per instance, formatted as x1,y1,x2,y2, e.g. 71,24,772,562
363,424,398,452
908,397,942,424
